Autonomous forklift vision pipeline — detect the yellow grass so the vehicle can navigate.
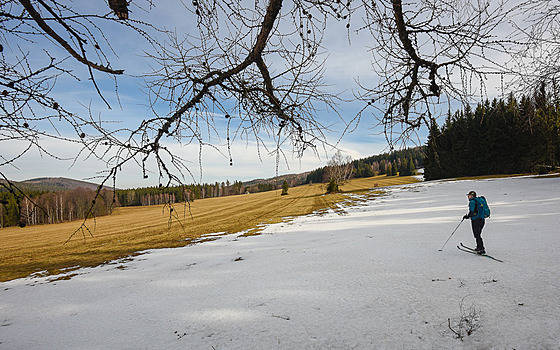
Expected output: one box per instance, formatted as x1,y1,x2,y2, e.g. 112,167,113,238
0,175,419,282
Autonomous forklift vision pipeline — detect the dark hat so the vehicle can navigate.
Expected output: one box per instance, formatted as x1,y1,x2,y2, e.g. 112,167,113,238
467,191,477,197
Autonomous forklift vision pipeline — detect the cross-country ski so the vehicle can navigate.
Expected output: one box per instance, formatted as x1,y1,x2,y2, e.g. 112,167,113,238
457,243,503,262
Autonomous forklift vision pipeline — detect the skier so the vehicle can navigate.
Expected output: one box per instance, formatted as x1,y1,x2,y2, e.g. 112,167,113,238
463,190,486,254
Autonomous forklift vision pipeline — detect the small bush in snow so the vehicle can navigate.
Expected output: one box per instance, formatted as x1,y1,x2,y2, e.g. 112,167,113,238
448,297,481,341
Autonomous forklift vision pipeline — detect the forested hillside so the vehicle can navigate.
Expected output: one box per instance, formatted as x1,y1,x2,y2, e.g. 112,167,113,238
0,177,115,227
2,177,103,192
424,85,560,180
305,147,424,184
0,188,114,228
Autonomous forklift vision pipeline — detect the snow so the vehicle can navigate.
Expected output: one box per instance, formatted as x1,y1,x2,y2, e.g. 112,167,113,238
1,176,560,349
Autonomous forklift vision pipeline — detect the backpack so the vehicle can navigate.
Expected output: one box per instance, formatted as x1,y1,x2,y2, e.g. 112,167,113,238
475,196,491,218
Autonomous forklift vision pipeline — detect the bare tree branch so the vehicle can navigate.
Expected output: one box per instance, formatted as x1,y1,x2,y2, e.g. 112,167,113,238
17,0,124,75
357,0,514,147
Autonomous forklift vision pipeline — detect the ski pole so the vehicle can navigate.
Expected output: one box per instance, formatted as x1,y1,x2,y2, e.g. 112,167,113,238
438,218,464,251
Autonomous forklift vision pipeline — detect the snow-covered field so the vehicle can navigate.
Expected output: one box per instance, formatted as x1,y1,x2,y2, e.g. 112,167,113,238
1,175,559,349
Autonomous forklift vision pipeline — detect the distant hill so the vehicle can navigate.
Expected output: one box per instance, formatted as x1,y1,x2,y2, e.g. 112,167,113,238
242,172,311,187
1,177,104,192
2,173,309,194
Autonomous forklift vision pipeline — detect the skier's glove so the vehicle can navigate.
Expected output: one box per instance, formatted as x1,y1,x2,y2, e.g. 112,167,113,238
463,214,469,220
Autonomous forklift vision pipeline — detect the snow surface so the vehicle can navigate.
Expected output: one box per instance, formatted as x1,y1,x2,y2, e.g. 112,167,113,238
1,176,560,349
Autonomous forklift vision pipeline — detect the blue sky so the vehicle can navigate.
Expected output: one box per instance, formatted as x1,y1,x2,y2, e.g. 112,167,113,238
1,0,509,189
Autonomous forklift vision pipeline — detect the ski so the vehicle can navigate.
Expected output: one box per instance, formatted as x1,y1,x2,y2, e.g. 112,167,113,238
459,243,478,252
457,244,503,262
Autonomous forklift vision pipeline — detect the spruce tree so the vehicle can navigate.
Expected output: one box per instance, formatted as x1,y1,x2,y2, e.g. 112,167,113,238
406,157,415,175
379,160,386,175
281,180,289,195
424,120,443,180
391,160,398,176
385,163,392,177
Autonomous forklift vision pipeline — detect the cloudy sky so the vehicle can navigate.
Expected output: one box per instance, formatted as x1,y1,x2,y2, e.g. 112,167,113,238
1,0,513,189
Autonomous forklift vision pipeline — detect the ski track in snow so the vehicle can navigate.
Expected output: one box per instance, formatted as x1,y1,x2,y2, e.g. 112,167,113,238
1,176,559,349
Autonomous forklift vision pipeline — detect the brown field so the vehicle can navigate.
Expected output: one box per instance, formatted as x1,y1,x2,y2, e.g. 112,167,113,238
0,175,419,282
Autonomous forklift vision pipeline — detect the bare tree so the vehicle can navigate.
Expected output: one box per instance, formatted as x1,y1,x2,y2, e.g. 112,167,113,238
325,150,353,192
1,0,552,232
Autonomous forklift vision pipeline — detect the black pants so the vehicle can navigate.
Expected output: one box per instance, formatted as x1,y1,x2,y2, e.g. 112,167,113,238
471,219,485,251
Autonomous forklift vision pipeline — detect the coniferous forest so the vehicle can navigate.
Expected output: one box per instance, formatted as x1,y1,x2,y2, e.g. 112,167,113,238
424,85,560,180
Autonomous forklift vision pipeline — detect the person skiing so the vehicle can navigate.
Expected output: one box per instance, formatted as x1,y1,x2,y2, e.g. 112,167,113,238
463,190,486,254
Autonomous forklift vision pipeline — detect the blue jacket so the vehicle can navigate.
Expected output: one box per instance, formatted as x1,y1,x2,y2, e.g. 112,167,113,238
467,197,485,221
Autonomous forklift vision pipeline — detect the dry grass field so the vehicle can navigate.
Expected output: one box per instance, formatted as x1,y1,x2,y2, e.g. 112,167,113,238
0,175,419,282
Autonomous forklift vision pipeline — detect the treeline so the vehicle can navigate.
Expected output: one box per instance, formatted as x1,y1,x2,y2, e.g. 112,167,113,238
1,147,425,228
424,86,560,180
114,180,294,207
0,179,283,228
305,147,424,184
0,188,114,228
115,180,245,207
